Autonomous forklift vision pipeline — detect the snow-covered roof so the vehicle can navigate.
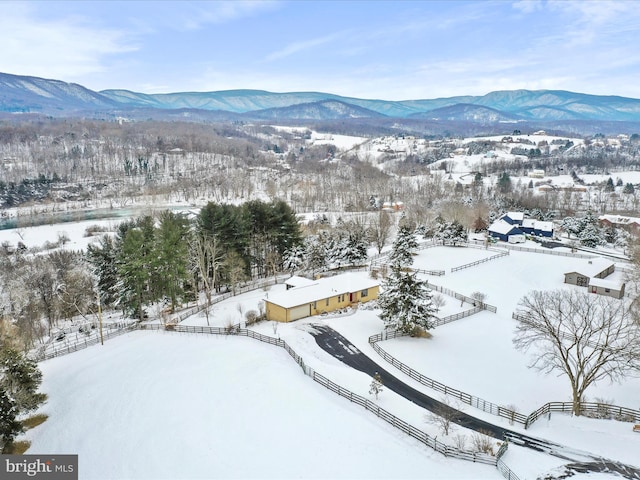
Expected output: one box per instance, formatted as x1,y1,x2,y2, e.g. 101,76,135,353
565,257,614,278
535,221,553,232
589,277,624,290
285,275,315,288
488,219,522,235
266,273,379,309
504,212,524,221
520,219,553,232
599,214,640,226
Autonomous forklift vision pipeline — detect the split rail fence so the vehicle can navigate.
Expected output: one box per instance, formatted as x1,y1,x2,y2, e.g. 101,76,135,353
137,323,500,467
368,330,640,429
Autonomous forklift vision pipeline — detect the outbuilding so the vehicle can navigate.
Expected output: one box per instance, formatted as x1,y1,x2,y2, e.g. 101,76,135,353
521,219,554,238
488,219,526,243
564,257,616,287
588,277,625,299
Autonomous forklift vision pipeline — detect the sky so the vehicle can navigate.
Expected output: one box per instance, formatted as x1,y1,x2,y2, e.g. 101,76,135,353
1,0,640,101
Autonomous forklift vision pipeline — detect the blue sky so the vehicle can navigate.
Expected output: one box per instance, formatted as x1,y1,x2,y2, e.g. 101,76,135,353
1,0,639,100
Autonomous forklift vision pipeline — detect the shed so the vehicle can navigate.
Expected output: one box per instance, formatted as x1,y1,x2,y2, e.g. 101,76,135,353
588,277,625,299
265,273,380,322
564,257,615,287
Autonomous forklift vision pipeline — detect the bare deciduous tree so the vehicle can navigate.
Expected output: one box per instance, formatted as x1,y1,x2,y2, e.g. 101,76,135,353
471,291,486,308
432,293,446,313
190,233,223,326
425,396,462,436
513,289,640,415
369,372,383,400
368,210,394,254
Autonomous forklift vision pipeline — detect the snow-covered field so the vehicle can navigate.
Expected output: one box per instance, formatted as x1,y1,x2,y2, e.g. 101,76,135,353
26,331,501,480
0,218,119,251
10,217,640,479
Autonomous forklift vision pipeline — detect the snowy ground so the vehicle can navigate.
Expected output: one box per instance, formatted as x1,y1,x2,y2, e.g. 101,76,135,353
25,331,501,480
13,221,640,478
0,218,119,251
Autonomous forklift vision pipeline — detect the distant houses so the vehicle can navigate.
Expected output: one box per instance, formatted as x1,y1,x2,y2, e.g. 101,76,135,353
563,257,625,299
599,214,640,236
265,274,380,322
488,212,554,243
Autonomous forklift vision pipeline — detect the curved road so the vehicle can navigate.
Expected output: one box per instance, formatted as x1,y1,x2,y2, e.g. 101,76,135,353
310,324,640,479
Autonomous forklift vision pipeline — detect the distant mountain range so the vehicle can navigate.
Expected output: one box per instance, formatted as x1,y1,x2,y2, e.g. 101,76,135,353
2,71,640,123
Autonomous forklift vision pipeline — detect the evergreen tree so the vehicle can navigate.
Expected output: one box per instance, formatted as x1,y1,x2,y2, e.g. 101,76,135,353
342,225,369,266
0,348,46,413
86,235,119,307
604,177,615,192
282,244,305,274
579,223,603,248
304,233,329,275
0,386,22,452
388,225,417,268
117,227,150,319
497,172,512,194
623,183,635,194
378,267,435,335
434,219,467,246
153,211,190,311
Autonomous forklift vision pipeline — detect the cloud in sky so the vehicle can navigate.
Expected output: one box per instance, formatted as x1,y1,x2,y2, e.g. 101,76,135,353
1,0,639,100
0,2,137,80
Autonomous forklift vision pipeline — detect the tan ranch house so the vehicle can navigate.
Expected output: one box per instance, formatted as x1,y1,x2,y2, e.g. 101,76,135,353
265,274,380,322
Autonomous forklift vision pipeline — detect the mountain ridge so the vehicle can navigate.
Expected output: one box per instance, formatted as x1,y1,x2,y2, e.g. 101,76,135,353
2,71,640,122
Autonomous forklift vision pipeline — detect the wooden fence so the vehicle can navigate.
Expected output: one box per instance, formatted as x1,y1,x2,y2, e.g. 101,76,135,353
412,267,446,276
433,307,483,327
496,442,521,480
451,249,509,273
427,282,498,313
369,329,640,429
139,323,499,466
368,333,528,426
468,239,595,260
36,323,139,361
311,371,497,466
524,401,640,428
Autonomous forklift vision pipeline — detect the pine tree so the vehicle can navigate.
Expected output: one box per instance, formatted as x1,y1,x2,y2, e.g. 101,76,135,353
604,177,615,192
378,267,435,335
0,386,22,451
87,235,119,307
579,223,603,248
0,348,46,413
282,245,305,274
388,225,417,268
153,211,190,312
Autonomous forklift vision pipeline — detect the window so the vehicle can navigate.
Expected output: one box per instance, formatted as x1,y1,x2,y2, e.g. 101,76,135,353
361,289,369,297
577,276,588,287
605,288,610,293
326,298,329,307
313,301,317,309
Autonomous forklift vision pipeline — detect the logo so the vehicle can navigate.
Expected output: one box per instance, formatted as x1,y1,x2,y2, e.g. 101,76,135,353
1,455,77,479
